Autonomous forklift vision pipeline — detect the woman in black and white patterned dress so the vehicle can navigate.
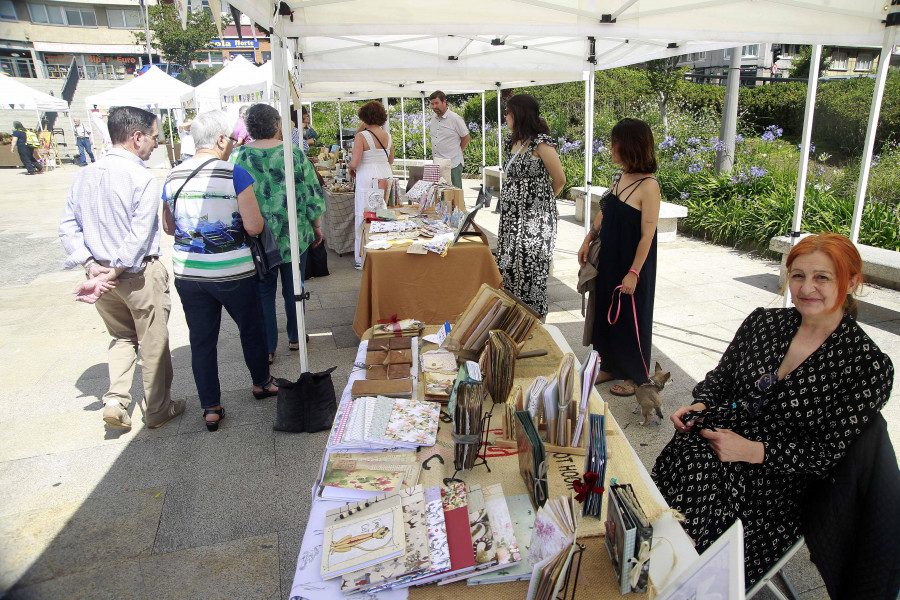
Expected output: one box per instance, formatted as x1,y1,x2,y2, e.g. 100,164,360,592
652,233,894,588
496,94,566,318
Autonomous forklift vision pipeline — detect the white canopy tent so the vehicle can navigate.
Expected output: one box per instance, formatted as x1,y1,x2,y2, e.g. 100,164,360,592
84,66,196,166
225,0,898,372
221,59,273,99
84,66,195,110
0,72,69,111
194,55,269,113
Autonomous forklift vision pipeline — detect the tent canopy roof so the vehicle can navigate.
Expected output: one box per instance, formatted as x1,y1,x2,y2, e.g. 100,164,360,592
84,66,194,109
224,0,895,98
0,73,69,111
195,55,270,109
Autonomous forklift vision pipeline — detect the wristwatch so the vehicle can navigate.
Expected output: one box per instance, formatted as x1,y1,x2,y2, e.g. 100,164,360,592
83,259,97,273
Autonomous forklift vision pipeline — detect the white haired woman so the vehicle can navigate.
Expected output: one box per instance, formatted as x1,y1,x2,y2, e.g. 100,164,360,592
161,110,278,432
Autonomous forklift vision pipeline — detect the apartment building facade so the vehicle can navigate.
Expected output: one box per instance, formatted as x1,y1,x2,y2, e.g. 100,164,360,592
0,0,160,80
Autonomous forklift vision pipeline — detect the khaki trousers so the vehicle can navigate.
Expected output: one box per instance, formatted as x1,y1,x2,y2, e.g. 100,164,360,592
94,260,174,422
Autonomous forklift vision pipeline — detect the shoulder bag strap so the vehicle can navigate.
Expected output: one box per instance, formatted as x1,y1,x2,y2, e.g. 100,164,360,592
169,158,218,213
365,128,389,156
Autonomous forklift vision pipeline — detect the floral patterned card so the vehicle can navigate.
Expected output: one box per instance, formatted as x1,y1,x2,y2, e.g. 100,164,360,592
482,483,522,566
366,395,396,441
341,485,431,593
380,398,440,446
322,460,419,493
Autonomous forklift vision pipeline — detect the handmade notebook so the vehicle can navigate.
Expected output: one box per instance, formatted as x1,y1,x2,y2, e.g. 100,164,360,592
606,483,653,594
320,457,420,500
467,493,533,585
452,379,484,471
423,371,457,402
580,413,607,518
350,379,413,398
479,329,518,405
515,410,548,509
441,284,540,354
526,494,579,600
320,490,406,580
401,485,452,587
432,482,476,582
572,350,601,447
438,484,500,584
340,485,431,593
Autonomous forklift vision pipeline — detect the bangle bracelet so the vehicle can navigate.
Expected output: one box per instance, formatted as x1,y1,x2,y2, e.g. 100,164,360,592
628,268,640,281
313,225,321,229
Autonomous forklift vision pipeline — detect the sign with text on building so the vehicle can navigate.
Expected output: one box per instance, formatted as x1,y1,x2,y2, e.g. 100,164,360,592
207,39,259,49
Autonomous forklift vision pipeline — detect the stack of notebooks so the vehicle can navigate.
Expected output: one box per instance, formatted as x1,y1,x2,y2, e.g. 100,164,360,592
372,319,424,338
318,451,421,501
521,352,589,449
572,350,602,447
606,483,653,595
327,395,440,450
514,410,548,509
442,284,540,354
364,337,413,380
526,495,580,600
581,413,607,518
479,329,518,405
421,349,459,403
325,482,526,594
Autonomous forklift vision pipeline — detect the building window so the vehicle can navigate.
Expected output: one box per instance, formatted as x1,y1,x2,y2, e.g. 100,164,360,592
831,50,848,71
855,52,873,72
0,56,36,77
107,7,142,28
28,2,95,26
742,45,759,58
0,0,17,21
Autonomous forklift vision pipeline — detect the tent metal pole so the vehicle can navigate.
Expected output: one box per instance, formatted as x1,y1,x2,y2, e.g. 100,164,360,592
401,96,408,181
849,26,897,244
481,90,486,196
337,100,343,150
783,44,822,308
166,107,175,165
715,48,741,175
422,95,428,159
274,31,308,370
496,84,503,195
583,39,596,237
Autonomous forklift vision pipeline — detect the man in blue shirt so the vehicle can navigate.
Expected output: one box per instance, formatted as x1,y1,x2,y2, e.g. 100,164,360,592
59,106,185,430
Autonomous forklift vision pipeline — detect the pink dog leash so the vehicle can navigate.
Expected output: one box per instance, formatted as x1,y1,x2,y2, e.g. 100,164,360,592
607,285,650,382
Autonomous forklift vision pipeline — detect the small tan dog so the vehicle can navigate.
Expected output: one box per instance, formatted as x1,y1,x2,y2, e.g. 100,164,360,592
632,362,671,426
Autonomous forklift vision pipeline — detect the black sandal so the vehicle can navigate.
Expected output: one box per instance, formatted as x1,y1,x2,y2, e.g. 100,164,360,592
204,407,225,432
252,376,279,400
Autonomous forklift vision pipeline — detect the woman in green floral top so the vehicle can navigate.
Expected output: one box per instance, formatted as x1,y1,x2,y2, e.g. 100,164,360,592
229,104,325,363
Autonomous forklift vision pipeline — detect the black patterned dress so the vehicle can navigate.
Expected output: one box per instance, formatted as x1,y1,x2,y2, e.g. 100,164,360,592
496,133,558,317
652,307,894,588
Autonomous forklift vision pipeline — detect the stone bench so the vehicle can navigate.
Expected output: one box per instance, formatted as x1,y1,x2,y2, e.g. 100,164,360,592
483,166,503,192
570,186,688,243
769,234,900,291
391,158,429,177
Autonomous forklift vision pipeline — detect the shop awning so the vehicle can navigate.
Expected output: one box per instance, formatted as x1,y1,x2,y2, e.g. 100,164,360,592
32,42,147,55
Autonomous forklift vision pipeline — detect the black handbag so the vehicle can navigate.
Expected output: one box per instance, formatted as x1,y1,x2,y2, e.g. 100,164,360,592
247,223,283,281
305,241,329,279
272,367,338,433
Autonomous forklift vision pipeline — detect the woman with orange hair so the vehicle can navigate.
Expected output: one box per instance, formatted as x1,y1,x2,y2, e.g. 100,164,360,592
652,233,894,588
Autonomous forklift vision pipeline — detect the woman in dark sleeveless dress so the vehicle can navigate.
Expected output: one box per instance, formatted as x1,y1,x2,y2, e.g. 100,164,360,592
496,94,566,318
578,118,660,395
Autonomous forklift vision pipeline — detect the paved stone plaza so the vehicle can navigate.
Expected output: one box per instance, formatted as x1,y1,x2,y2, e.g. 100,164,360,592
0,164,897,599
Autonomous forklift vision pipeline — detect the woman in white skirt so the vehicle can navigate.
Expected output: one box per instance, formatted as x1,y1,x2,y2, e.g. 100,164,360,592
348,100,394,269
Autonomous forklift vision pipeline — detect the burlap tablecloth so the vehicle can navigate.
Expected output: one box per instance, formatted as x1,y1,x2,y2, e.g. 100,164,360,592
352,230,502,337
360,324,666,599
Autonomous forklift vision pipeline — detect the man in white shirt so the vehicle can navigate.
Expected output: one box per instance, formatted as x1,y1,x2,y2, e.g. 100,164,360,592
73,117,95,166
179,118,195,163
59,106,185,430
429,90,470,189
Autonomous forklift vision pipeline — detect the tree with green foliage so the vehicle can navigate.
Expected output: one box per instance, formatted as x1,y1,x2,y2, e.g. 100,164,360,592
644,57,685,133
133,4,227,84
788,45,832,79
